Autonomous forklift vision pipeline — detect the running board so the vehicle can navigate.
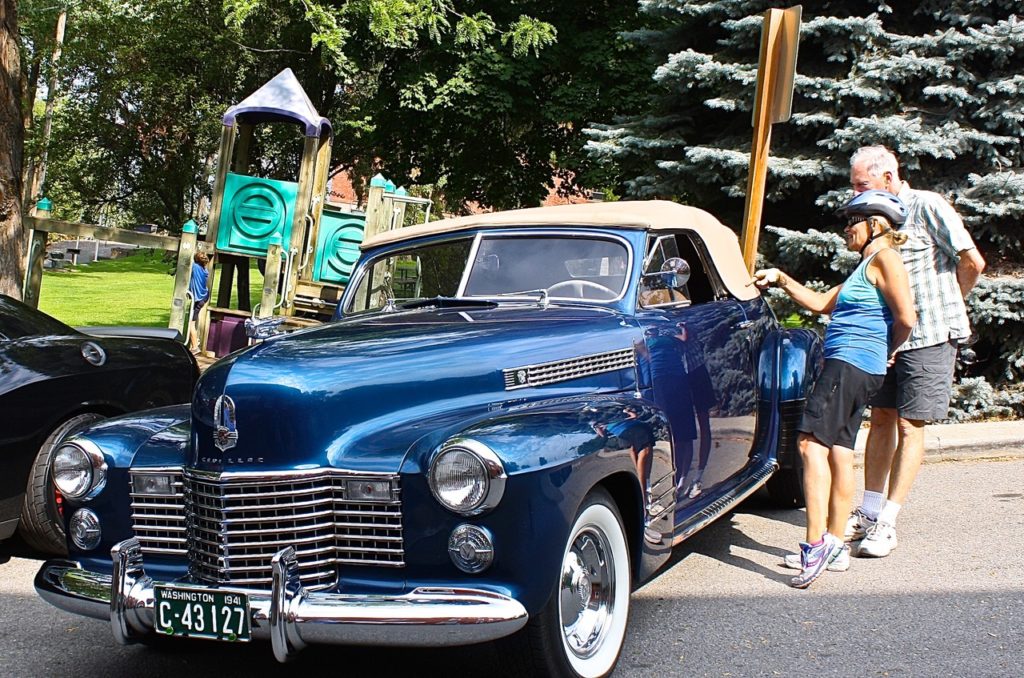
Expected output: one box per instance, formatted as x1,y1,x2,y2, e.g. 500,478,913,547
671,461,777,547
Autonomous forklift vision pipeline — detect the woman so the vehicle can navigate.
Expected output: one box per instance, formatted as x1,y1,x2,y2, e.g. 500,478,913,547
754,190,916,588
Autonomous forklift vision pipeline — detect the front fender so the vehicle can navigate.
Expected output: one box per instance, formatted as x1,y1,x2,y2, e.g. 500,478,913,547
59,405,191,569
399,394,671,614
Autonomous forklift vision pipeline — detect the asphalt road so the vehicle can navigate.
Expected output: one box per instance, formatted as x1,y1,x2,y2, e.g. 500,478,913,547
1,458,1021,677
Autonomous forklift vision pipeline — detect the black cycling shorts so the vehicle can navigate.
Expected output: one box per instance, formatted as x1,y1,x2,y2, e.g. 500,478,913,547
798,359,884,450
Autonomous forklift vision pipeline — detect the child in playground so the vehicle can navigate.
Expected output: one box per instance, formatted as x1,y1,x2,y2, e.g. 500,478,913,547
187,251,210,353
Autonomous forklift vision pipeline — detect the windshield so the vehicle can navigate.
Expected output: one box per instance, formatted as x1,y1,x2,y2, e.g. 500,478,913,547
346,233,631,313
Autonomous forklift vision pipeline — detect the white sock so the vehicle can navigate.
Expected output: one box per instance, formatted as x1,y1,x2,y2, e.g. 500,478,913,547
860,491,885,519
878,500,902,525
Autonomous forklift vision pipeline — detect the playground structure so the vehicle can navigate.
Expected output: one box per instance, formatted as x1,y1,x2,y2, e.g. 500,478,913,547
21,69,430,357
184,68,431,356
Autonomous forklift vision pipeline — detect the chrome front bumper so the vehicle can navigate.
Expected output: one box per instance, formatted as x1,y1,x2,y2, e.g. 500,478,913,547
35,538,529,662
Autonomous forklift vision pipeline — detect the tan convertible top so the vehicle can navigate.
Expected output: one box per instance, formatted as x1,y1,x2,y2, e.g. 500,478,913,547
360,200,757,301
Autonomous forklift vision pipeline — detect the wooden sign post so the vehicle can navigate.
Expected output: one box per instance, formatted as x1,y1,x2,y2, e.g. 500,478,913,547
740,5,802,274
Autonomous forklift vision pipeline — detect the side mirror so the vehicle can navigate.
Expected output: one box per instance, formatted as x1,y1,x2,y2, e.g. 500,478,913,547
660,257,691,288
640,258,691,291
639,257,692,308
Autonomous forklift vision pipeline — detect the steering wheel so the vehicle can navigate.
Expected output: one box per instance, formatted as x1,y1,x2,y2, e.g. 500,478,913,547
545,279,618,300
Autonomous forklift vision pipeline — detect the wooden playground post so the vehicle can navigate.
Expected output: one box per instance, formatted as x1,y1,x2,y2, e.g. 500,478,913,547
168,220,198,334
22,199,51,309
194,123,237,352
280,136,320,315
740,5,802,274
232,124,252,174
204,124,237,249
363,178,388,240
362,177,393,308
301,135,334,285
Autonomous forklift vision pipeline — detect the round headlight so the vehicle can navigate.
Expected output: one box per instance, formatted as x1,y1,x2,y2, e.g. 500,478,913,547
428,439,506,516
53,441,107,500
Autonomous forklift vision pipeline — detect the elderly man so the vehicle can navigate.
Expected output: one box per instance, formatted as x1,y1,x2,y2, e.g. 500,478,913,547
846,145,986,557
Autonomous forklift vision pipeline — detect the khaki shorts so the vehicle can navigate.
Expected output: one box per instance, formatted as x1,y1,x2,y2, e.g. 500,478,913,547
869,340,958,421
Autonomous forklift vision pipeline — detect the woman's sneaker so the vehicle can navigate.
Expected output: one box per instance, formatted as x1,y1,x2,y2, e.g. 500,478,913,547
783,544,849,572
789,534,845,589
844,507,875,542
856,521,897,557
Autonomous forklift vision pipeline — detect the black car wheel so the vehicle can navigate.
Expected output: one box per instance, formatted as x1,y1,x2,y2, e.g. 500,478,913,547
503,487,631,678
19,412,105,555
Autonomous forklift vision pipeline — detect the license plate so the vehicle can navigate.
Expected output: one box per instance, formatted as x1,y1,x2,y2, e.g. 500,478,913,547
154,586,251,642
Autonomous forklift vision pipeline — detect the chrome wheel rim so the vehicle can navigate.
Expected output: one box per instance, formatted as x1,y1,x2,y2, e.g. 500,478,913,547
559,524,615,659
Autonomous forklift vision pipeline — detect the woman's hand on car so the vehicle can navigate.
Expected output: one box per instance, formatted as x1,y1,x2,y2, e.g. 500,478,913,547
752,268,784,289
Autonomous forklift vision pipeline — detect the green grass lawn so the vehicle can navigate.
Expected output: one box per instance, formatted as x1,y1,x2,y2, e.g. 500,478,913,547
39,249,264,328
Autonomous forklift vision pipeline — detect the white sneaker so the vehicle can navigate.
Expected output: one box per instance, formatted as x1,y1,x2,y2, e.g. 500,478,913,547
844,507,875,542
856,521,897,557
688,481,702,498
789,535,846,588
783,544,850,572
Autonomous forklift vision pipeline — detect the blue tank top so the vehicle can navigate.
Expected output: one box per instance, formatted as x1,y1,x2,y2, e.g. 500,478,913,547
824,251,892,375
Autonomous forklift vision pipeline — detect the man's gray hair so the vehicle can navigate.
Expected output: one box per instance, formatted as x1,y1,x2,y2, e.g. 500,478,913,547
851,145,899,177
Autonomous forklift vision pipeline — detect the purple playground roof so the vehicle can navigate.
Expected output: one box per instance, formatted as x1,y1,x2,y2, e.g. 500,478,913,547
222,68,332,138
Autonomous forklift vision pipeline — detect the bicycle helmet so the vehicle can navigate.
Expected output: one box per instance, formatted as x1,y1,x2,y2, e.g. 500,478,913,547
837,189,908,227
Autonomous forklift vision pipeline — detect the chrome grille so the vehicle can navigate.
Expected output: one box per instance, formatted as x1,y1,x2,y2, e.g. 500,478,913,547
503,347,635,390
129,470,187,554
129,469,404,591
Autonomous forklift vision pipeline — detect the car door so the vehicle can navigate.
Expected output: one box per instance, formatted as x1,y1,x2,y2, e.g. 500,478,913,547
636,231,759,504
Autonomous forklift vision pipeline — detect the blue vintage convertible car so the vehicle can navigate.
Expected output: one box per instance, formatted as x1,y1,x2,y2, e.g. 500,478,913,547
36,201,820,677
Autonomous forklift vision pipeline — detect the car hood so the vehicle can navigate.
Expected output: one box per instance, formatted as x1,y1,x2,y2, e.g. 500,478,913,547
190,305,641,473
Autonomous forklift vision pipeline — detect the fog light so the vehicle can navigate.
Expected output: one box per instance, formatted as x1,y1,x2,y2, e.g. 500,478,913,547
132,473,175,496
69,508,102,550
344,479,392,501
448,524,494,574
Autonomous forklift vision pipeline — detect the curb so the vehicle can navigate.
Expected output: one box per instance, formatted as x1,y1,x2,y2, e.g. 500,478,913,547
853,421,1024,464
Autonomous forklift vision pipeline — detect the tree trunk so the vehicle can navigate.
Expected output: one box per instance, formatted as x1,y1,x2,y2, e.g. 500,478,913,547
0,0,25,299
29,9,66,204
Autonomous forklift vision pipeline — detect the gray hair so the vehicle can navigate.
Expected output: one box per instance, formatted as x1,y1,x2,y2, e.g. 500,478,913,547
850,145,899,177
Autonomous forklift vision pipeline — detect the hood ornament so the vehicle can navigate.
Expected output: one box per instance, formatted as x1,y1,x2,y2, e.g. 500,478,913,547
213,395,239,451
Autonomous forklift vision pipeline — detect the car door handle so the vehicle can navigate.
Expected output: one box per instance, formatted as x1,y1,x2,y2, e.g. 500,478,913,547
732,320,754,330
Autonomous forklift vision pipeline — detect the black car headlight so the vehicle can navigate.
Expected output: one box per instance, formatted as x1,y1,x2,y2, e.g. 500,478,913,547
428,438,506,516
53,440,107,501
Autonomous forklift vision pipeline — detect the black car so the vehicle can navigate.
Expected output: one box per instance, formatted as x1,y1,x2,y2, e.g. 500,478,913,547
0,294,198,554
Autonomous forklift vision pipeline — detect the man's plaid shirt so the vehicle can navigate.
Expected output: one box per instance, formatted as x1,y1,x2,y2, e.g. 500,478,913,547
896,184,977,352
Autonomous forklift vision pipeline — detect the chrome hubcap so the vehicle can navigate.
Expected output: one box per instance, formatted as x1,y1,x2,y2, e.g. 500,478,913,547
559,527,614,659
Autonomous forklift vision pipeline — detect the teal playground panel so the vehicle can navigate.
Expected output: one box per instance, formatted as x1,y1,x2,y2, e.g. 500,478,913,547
216,172,299,256
313,209,366,285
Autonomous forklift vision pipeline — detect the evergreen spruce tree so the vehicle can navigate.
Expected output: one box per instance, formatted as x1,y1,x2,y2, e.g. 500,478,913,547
587,0,1024,418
